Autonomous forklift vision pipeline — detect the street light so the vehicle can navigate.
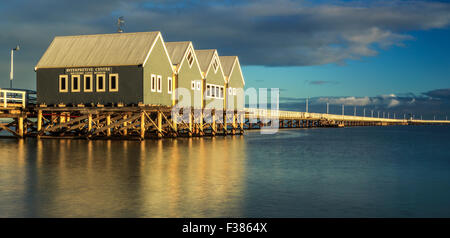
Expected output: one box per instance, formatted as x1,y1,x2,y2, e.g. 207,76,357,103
10,45,20,89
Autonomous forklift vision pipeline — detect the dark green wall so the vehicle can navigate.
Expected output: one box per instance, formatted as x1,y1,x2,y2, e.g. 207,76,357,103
36,65,143,105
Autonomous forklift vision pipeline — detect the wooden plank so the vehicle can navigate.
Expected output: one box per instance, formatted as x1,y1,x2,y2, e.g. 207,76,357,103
93,114,141,134
0,124,19,137
47,114,89,132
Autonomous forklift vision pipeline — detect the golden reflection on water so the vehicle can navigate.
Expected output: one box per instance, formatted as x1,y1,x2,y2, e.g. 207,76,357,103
0,136,247,217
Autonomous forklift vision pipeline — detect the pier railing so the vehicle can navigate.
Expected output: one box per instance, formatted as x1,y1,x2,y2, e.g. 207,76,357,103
0,88,26,108
245,108,450,124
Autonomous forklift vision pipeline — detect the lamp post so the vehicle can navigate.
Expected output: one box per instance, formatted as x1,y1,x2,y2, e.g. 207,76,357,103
10,45,20,89
326,102,329,114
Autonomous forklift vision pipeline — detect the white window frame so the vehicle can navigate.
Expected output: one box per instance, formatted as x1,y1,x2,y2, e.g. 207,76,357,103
59,75,68,93
71,74,81,92
211,85,216,98
206,84,211,97
220,86,224,99
84,74,93,92
215,86,220,98
228,88,232,96
109,73,119,92
168,77,172,94
191,81,196,90
96,74,106,92
233,88,237,96
196,81,201,91
157,75,162,93
212,57,219,73
151,74,156,92
187,48,194,68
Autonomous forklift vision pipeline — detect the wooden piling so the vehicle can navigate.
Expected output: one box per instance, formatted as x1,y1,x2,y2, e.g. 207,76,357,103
106,114,111,137
157,111,163,138
140,112,145,140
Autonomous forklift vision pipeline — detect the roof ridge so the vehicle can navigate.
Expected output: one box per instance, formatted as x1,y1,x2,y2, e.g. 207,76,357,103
54,31,161,38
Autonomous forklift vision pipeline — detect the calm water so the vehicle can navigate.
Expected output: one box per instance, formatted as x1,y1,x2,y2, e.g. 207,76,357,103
0,126,450,217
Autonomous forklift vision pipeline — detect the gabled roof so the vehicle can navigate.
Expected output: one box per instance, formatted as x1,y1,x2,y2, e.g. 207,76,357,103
219,56,245,86
36,31,161,69
165,41,191,65
165,41,203,77
195,49,215,73
219,56,237,77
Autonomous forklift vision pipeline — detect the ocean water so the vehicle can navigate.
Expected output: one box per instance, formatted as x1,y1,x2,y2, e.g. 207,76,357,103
0,125,449,217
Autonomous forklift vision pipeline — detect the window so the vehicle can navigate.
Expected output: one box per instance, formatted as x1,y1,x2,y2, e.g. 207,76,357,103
71,75,80,92
109,73,119,92
212,57,219,72
196,81,201,91
206,85,211,97
151,74,156,92
187,49,194,67
157,75,162,92
233,88,237,96
168,77,172,94
84,74,93,92
216,86,220,98
191,81,196,90
59,75,68,93
96,74,106,92
228,88,232,96
220,87,224,99
211,85,216,97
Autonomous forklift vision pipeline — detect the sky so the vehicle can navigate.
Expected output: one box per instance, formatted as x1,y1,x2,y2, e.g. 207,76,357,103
1,0,449,119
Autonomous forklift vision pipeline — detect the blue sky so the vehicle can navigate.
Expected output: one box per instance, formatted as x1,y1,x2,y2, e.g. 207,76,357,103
1,0,449,118
245,28,450,98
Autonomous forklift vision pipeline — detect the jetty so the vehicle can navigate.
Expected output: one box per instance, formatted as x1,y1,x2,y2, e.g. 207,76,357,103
1,88,449,139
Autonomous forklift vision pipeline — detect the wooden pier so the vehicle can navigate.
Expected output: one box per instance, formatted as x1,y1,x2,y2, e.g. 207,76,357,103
1,89,449,139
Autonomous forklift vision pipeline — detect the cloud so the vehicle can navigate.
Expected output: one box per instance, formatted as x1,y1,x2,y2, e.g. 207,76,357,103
2,0,450,88
423,88,450,99
277,88,450,119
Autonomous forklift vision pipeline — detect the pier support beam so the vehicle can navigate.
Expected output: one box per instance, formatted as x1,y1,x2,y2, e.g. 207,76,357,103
106,114,111,137
232,112,236,135
140,112,145,140
188,111,193,136
157,111,163,138
123,115,128,136
18,115,24,138
88,114,92,132
37,110,42,137
212,111,216,136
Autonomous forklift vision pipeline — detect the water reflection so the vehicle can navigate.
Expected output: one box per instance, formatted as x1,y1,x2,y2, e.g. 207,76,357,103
0,136,247,217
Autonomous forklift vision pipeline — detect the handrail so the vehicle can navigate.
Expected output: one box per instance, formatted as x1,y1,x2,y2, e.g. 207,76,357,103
0,88,26,108
245,108,450,124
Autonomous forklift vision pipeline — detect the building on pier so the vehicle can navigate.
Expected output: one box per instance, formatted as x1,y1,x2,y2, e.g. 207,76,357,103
195,49,226,110
165,41,204,109
220,56,245,111
35,31,174,106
